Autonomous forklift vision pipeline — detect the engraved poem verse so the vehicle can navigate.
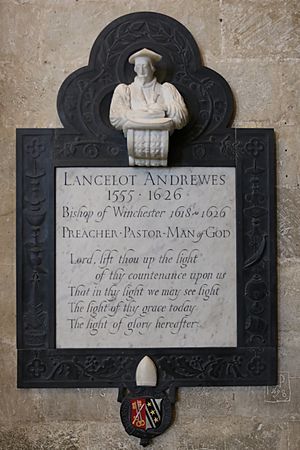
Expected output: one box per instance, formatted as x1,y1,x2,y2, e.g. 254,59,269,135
56,167,237,348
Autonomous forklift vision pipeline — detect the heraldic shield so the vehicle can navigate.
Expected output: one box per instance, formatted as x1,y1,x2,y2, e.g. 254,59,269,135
131,398,162,430
120,391,173,447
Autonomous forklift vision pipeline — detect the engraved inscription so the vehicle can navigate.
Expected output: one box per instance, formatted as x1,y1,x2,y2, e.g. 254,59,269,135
56,167,237,348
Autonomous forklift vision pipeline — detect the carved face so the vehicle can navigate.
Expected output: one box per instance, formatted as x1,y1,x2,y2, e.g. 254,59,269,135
134,56,155,82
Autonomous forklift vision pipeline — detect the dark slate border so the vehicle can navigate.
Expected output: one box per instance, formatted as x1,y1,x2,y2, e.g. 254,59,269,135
17,127,277,388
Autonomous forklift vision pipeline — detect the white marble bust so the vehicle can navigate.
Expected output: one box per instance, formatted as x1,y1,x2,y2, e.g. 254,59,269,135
109,48,189,166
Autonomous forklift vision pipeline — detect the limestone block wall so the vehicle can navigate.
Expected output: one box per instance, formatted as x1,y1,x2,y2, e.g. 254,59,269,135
0,0,299,449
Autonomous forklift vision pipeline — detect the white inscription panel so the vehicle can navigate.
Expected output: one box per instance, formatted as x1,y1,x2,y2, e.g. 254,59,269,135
56,167,237,348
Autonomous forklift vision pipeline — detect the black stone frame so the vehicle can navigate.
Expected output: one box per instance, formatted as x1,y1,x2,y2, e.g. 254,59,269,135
16,12,277,390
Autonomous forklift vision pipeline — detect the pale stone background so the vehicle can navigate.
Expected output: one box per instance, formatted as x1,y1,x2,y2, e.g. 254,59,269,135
0,0,299,449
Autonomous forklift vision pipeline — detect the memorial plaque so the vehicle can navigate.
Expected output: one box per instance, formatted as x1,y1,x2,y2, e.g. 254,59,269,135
16,12,277,447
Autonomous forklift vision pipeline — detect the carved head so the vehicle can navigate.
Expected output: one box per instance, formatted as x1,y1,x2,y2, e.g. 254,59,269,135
133,56,155,82
129,48,162,83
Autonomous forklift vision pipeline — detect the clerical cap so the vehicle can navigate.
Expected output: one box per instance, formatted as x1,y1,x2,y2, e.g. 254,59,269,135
128,48,162,65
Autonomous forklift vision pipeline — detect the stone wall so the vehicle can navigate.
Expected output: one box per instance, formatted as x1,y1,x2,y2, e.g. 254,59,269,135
0,0,299,449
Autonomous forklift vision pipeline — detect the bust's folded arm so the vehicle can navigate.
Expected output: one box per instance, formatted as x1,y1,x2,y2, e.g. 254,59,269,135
110,82,188,134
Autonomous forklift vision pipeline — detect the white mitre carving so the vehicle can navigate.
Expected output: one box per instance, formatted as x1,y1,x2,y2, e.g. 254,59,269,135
109,48,189,166
135,356,157,387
